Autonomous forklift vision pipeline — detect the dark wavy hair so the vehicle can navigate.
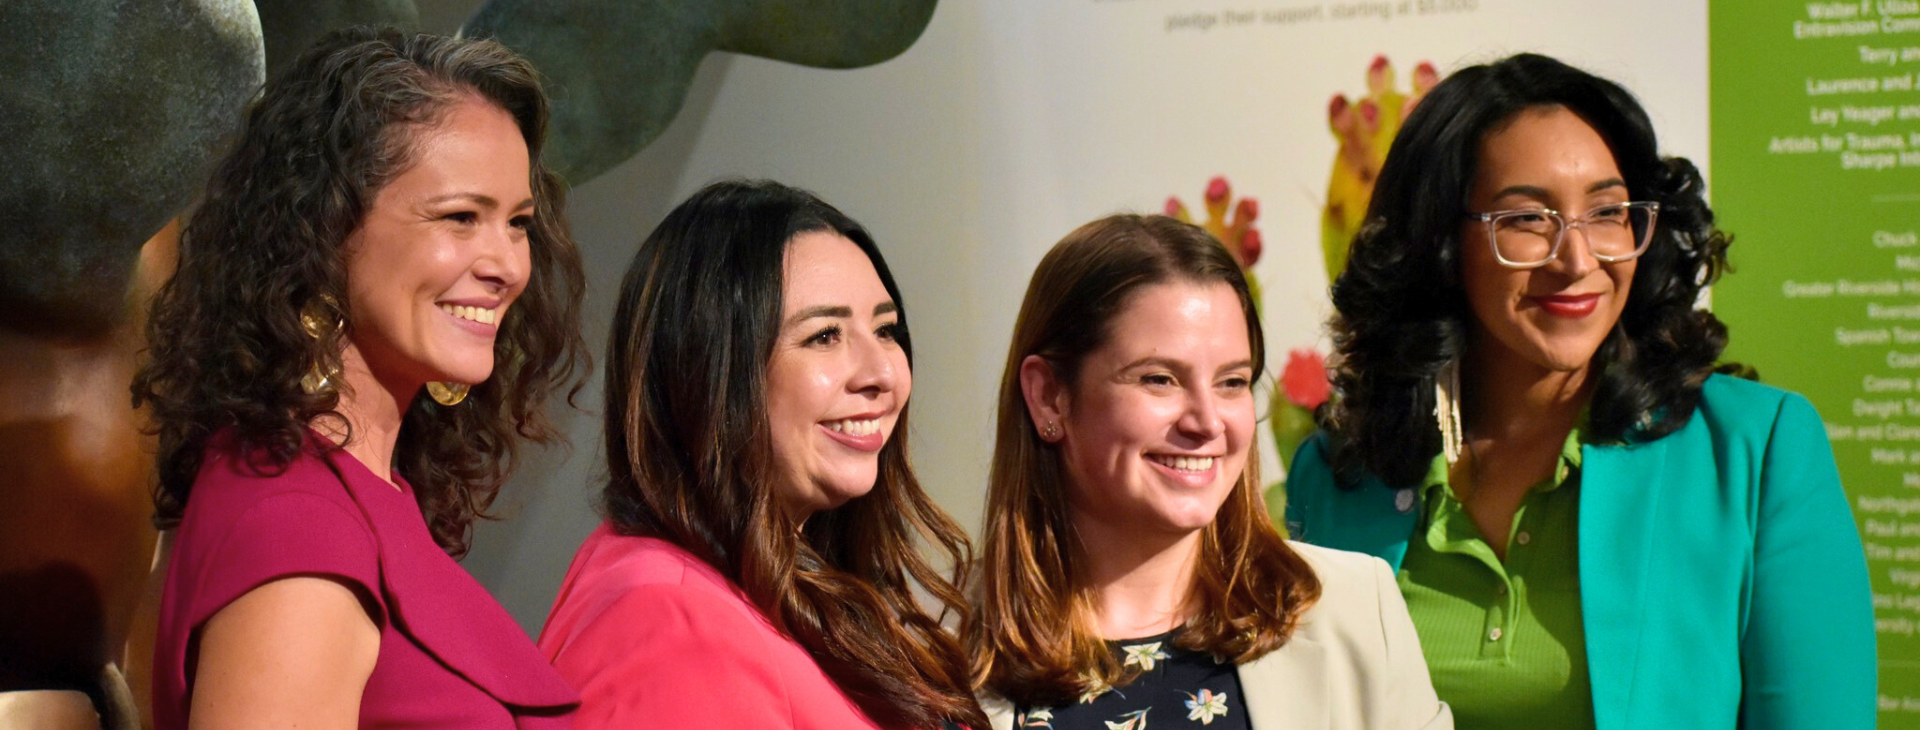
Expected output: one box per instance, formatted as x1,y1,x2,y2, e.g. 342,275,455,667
967,215,1322,706
602,179,985,729
134,27,587,555
1326,52,1734,486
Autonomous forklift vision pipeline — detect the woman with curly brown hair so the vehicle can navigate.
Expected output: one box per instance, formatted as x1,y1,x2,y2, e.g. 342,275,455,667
967,214,1448,730
537,179,984,730
134,28,586,729
1285,53,1875,729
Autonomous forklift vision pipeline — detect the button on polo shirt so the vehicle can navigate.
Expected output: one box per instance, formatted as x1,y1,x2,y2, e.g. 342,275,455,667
1398,428,1595,730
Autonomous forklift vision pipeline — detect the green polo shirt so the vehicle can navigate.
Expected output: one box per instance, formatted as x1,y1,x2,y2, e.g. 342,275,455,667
1398,429,1595,730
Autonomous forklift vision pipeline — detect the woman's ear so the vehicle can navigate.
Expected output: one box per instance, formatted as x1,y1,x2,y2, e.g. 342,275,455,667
1019,354,1068,442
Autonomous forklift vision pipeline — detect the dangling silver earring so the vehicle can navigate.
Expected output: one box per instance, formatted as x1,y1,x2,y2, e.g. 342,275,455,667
426,381,469,406
300,299,343,396
1434,358,1464,465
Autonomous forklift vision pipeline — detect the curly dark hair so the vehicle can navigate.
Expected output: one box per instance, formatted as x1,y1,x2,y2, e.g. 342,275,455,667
133,27,588,556
602,179,985,729
1327,52,1734,487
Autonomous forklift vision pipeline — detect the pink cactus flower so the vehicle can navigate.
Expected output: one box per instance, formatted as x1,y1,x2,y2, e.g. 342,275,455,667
1235,197,1259,222
1205,176,1230,203
1239,228,1262,267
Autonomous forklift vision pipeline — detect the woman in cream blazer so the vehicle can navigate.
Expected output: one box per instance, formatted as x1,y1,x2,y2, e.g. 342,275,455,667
965,214,1450,730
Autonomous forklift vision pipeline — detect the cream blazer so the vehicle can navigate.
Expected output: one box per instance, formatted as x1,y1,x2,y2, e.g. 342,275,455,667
983,542,1452,730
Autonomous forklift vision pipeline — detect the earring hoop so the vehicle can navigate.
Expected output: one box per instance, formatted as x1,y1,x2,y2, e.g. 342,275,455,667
426,381,470,406
299,298,343,396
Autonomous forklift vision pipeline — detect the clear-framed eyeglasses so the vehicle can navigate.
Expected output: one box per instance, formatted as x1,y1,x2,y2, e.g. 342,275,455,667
1467,201,1661,269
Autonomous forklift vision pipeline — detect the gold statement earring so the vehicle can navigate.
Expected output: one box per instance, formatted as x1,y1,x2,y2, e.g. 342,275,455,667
1434,358,1464,465
426,381,469,406
300,299,343,396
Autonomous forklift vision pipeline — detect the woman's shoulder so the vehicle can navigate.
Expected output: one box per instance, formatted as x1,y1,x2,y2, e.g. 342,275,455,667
1286,541,1389,595
1694,372,1819,426
543,525,770,652
1662,373,1825,448
184,431,362,526
559,524,739,597
1283,541,1398,635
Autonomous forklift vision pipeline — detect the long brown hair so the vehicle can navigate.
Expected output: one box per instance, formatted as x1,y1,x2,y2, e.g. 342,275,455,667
966,214,1322,706
134,27,587,556
601,180,984,729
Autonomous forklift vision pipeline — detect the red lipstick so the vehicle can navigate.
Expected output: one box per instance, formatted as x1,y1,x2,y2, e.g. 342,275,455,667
1534,293,1601,318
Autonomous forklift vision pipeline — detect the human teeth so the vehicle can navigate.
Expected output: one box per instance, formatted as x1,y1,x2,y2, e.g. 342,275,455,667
828,418,881,436
1152,455,1215,472
440,304,498,325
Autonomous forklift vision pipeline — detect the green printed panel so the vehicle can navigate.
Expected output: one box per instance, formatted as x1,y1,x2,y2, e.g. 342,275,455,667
1711,1,1920,724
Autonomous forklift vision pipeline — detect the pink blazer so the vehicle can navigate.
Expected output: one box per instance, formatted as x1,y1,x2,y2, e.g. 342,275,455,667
539,523,882,729
154,433,578,729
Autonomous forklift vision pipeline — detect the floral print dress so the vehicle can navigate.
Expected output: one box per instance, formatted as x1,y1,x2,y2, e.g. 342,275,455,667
1015,630,1247,730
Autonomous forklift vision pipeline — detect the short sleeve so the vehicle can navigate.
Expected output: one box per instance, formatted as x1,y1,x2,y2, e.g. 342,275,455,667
552,584,795,730
185,492,384,633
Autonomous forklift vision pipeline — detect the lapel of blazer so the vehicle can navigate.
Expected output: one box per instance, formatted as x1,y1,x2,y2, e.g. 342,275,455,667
1236,635,1329,730
1577,437,1669,730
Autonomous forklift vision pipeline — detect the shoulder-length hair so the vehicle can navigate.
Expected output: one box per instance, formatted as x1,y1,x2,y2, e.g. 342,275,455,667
1328,52,1734,486
135,27,588,556
602,179,984,730
967,214,1322,706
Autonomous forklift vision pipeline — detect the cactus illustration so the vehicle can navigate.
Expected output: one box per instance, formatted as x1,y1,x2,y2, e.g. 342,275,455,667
1321,55,1441,284
1166,175,1264,308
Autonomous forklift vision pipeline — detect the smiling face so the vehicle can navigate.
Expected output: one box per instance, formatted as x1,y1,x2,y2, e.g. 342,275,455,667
341,94,533,394
1037,281,1256,539
765,231,911,519
1460,105,1637,377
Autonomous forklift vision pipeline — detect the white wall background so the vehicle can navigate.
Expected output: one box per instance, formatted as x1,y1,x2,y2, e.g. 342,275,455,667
415,0,1713,632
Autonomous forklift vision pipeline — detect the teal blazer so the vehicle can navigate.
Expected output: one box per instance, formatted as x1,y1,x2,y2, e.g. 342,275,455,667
1284,374,1876,730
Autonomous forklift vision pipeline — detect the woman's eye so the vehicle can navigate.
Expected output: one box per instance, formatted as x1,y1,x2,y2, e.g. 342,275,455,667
445,211,479,225
876,322,902,341
1219,376,1252,391
1141,373,1176,387
510,214,534,230
806,326,841,347
1588,205,1629,222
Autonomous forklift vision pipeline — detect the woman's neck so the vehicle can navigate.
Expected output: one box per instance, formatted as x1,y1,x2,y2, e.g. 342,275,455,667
1073,513,1201,640
1463,339,1592,445
313,344,415,486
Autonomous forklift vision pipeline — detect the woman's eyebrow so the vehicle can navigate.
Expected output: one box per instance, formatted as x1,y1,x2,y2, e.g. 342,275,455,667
786,305,851,327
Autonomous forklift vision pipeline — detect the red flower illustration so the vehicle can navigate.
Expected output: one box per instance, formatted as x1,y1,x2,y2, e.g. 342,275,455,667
1280,349,1330,410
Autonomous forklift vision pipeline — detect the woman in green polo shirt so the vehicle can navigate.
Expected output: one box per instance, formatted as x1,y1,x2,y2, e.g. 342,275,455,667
1284,53,1876,730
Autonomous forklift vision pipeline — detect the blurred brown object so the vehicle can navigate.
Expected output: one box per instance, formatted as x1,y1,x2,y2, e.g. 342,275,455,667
0,690,100,730
0,220,179,729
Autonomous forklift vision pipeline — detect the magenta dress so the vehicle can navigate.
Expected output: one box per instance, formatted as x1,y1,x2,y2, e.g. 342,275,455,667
539,523,883,729
153,432,578,729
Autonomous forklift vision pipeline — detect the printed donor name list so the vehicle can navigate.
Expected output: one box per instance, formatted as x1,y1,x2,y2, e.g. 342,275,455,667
1713,0,1920,724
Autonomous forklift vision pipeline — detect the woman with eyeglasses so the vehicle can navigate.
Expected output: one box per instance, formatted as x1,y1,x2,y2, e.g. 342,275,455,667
1284,53,1875,730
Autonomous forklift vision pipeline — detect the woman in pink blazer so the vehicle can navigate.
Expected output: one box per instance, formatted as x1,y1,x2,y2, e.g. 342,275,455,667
538,180,985,730
135,28,585,729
